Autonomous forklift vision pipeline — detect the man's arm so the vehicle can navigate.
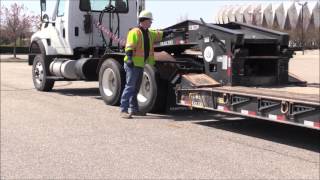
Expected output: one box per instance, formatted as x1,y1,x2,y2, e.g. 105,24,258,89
126,50,134,67
125,30,138,67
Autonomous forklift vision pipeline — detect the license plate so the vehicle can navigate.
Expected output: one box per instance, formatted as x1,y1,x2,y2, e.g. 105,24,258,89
217,97,225,104
190,93,204,107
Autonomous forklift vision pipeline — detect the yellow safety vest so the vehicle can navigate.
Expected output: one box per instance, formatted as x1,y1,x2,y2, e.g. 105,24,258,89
124,27,163,67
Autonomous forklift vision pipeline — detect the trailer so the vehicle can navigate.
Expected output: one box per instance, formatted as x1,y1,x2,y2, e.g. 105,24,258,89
29,0,319,130
155,20,319,130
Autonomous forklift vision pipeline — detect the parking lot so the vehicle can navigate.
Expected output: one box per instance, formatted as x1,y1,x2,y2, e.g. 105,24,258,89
1,60,319,179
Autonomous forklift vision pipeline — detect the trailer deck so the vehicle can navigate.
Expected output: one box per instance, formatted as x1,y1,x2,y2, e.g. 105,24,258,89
212,86,320,105
176,74,320,129
177,87,320,129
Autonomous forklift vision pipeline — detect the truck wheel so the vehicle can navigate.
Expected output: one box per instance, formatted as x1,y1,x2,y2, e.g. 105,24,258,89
32,55,55,91
99,58,125,105
138,64,167,113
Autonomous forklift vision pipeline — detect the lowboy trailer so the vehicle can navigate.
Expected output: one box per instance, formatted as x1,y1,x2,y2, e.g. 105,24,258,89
155,20,320,130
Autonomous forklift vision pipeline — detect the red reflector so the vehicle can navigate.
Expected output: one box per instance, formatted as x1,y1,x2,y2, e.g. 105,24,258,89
227,68,231,77
315,121,320,128
218,106,229,111
277,115,285,121
248,111,256,116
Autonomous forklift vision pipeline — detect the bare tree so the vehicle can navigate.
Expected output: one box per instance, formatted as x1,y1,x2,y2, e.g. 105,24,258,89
0,3,39,57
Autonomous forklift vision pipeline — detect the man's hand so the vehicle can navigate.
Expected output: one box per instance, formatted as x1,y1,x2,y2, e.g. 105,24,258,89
163,28,186,37
126,59,134,68
126,50,134,68
163,29,174,34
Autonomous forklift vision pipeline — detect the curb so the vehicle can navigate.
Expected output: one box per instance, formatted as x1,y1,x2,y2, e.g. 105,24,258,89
0,59,28,63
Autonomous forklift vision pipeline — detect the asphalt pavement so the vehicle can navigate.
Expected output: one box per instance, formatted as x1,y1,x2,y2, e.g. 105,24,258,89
1,62,319,179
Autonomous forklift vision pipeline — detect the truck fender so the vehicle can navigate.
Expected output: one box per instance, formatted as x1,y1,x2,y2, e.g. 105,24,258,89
28,38,46,65
29,39,55,77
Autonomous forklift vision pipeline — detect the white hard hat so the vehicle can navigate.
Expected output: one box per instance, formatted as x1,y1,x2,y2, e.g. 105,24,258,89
138,10,153,20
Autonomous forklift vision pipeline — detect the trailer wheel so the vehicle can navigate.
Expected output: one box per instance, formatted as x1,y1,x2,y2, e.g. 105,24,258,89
138,64,167,113
32,55,55,91
99,58,125,106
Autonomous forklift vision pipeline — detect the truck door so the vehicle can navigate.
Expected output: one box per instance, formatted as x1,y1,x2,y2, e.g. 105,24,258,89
52,0,69,54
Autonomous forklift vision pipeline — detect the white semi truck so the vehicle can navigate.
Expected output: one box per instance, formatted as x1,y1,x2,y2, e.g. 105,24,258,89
29,0,319,130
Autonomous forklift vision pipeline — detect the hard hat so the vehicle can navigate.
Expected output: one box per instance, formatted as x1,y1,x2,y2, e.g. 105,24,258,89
138,10,153,20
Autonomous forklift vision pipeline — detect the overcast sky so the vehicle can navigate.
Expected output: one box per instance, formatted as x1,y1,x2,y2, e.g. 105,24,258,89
1,0,316,28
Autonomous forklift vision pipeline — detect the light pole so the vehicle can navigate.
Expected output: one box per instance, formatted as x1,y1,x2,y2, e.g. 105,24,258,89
298,1,308,55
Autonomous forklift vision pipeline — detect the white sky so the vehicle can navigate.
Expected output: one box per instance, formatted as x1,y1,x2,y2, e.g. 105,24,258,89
1,0,316,28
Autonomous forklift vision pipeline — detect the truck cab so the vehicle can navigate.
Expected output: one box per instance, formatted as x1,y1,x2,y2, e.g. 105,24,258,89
29,0,141,60
29,0,146,106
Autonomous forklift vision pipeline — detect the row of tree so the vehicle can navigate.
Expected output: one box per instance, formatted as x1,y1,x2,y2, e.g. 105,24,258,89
0,3,40,57
273,26,320,50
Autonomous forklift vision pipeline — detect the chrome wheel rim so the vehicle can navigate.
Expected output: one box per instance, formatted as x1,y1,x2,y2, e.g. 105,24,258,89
34,61,44,85
102,68,116,96
138,72,152,103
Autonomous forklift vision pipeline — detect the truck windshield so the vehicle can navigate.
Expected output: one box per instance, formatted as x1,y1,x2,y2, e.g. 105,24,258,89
90,0,128,12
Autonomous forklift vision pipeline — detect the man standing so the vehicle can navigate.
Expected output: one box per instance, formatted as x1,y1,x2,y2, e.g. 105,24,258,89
120,10,171,119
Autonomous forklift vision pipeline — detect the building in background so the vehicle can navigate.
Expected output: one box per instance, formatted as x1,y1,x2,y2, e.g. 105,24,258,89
215,1,320,49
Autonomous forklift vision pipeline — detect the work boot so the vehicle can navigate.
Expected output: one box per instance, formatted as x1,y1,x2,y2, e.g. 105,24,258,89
120,112,132,119
130,111,147,116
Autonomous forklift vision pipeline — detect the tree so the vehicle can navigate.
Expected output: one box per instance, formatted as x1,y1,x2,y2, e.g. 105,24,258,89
0,3,39,58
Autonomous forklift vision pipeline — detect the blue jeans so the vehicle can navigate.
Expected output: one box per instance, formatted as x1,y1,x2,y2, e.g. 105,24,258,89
120,63,144,113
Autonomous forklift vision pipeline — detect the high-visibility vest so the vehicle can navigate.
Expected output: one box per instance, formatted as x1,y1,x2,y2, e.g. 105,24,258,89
124,27,163,67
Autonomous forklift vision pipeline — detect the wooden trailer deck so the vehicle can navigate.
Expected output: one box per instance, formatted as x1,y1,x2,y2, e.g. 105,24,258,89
203,86,320,105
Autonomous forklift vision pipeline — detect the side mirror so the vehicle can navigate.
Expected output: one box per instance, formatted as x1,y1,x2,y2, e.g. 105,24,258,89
110,0,128,13
42,14,49,23
40,0,46,12
80,0,91,12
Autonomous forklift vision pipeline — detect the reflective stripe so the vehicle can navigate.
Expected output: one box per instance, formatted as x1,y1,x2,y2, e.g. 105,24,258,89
126,43,134,47
134,50,144,57
124,56,155,67
268,114,286,121
241,109,256,116
136,29,142,50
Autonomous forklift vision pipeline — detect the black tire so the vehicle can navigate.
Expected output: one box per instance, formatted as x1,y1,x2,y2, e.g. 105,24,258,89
32,55,55,91
138,64,167,113
99,58,125,105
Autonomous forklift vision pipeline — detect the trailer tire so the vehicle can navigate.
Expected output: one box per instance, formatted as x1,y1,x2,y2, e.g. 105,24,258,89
99,58,125,106
138,64,167,113
32,55,55,91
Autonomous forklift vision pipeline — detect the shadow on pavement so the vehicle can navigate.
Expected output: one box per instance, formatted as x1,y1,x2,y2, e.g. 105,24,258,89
52,88,100,97
47,87,320,153
163,110,320,153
